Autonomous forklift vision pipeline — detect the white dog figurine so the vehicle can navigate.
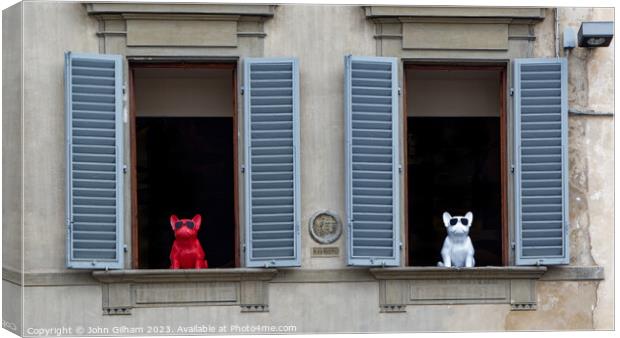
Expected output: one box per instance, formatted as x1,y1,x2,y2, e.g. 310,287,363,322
437,211,475,268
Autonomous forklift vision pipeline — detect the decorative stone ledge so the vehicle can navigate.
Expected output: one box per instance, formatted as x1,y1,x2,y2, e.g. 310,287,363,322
370,267,547,312
85,3,276,17
541,266,604,281
363,6,546,22
92,269,277,315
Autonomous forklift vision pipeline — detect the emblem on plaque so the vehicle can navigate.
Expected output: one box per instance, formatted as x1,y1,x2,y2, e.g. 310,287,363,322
309,210,342,244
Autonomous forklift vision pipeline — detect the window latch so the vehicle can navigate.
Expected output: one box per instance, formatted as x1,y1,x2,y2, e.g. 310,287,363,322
510,88,514,96
240,86,245,95
510,165,515,174
123,164,127,174
241,165,245,173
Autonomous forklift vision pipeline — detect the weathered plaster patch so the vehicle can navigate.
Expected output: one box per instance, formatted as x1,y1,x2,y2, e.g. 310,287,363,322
567,117,596,267
505,281,597,330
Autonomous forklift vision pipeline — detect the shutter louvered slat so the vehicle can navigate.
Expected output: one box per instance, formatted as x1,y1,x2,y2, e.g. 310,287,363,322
346,56,399,266
515,58,568,265
66,52,123,269
245,58,300,267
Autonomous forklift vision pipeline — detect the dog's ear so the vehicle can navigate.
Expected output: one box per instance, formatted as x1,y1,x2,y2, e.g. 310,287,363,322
442,212,452,227
192,214,202,231
465,212,473,227
170,215,179,231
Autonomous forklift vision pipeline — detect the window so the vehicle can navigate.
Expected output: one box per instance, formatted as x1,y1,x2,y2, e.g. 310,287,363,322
65,53,302,270
404,64,507,266
244,58,301,267
343,56,569,267
130,64,237,269
344,55,400,266
65,52,125,269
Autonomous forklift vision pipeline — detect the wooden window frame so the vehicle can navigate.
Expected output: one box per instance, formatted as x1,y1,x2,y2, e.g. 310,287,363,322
128,61,239,269
403,63,509,266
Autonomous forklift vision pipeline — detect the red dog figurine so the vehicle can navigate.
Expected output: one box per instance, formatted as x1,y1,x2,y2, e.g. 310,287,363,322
169,214,208,269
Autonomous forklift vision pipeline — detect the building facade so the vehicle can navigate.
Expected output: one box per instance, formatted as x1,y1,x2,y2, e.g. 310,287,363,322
2,2,614,335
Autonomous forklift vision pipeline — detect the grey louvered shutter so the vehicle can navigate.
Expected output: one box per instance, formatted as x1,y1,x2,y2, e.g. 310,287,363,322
65,52,124,269
345,55,400,266
514,58,569,265
244,58,300,267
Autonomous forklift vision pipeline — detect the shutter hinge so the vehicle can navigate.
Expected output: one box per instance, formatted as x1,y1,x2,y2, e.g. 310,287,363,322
510,88,514,96
398,87,401,96
241,165,245,173
510,165,515,174
243,244,246,252
511,241,516,250
399,241,403,250
241,86,245,95
123,164,127,174
398,164,402,173
123,244,128,252
122,85,126,95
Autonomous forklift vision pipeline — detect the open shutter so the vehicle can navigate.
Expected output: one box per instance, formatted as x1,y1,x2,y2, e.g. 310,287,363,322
244,58,300,267
345,55,400,266
65,52,124,269
514,58,569,265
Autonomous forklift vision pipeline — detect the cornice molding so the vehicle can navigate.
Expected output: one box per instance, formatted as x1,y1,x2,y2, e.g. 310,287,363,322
92,268,278,283
85,3,276,17
370,266,547,280
364,6,546,23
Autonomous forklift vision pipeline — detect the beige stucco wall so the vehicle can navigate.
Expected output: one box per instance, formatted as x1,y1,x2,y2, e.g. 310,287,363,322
1,2,614,335
20,1,100,273
21,281,515,333
533,7,615,330
2,2,24,335
2,0,23,273
263,5,376,269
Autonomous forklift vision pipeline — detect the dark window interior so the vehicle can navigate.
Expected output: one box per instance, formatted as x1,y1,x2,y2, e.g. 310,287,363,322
407,117,502,266
136,117,235,269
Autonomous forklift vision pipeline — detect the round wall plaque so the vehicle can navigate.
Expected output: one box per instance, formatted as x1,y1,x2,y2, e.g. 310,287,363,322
309,210,342,244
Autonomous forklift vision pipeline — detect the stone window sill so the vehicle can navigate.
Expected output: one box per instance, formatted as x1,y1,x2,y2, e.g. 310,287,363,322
3,265,602,315
91,268,278,315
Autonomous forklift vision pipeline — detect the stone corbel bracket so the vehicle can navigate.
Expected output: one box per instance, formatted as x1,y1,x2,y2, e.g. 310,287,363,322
370,267,547,313
92,269,277,315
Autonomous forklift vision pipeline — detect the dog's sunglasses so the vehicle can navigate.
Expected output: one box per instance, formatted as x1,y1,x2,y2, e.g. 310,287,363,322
449,217,469,226
174,221,195,229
